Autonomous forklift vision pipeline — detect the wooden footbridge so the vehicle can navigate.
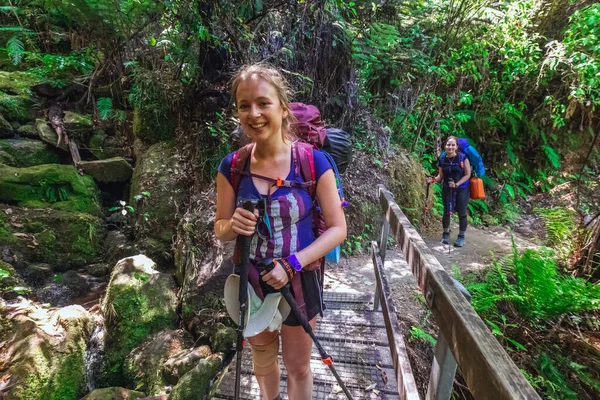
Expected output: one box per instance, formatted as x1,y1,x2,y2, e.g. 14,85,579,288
213,185,540,400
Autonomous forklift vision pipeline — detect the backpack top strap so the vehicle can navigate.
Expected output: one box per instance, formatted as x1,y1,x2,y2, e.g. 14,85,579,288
293,142,317,198
230,143,254,195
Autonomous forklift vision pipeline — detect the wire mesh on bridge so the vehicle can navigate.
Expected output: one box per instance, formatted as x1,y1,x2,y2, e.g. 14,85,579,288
212,291,400,399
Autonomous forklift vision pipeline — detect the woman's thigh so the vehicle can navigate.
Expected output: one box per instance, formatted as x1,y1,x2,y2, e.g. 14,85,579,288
281,317,317,372
456,188,470,215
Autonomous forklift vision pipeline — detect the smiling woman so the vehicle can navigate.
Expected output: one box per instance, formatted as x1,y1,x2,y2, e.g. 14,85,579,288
214,63,347,400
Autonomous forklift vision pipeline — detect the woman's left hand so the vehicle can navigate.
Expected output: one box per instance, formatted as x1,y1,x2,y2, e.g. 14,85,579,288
449,181,456,188
260,261,289,290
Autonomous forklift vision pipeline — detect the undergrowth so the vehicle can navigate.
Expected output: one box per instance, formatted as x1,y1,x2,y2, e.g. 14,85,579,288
454,238,600,398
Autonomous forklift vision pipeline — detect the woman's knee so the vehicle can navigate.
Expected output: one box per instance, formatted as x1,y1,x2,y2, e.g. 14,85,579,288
282,354,311,380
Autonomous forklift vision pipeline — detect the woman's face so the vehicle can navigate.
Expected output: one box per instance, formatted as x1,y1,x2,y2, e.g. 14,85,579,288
445,139,458,154
236,74,288,144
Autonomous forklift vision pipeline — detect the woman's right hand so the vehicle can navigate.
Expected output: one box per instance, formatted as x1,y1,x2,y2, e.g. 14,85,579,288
230,207,258,236
427,177,435,184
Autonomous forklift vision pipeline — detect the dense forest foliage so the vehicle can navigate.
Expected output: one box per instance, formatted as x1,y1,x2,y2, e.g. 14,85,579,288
1,0,600,399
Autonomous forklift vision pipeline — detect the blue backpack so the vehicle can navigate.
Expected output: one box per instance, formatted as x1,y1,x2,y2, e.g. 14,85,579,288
441,138,485,177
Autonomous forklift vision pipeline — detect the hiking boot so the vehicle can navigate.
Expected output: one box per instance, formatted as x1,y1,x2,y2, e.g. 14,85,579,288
454,235,465,247
441,232,449,244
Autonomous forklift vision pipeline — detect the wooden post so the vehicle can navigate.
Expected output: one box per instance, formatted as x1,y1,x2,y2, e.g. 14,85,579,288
427,333,458,400
426,280,472,400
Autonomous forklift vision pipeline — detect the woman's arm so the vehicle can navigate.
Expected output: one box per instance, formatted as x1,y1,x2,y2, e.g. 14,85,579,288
295,169,347,267
432,166,444,183
214,172,257,241
455,159,471,187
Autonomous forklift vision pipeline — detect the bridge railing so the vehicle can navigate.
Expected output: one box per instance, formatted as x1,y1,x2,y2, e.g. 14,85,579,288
371,185,540,400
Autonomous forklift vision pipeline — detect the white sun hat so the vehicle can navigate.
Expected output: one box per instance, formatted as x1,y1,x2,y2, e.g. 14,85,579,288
224,274,291,337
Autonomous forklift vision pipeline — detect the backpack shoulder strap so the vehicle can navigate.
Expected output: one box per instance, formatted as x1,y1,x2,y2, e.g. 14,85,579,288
293,142,317,198
230,143,254,194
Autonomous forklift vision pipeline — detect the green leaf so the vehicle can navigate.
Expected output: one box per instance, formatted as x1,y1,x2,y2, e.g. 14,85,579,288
506,337,527,351
108,206,119,212
505,184,515,199
149,37,157,46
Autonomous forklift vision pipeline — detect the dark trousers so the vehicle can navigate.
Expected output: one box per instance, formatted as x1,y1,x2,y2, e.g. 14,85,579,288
442,187,469,233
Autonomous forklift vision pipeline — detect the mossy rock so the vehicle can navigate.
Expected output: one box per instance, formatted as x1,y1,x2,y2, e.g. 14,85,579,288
0,71,38,123
168,354,223,400
0,163,101,215
88,130,107,159
0,300,92,400
0,206,105,270
36,118,68,150
64,111,94,143
17,123,38,139
124,329,194,395
100,255,178,387
79,157,133,183
81,387,146,400
162,345,212,386
0,71,38,96
129,142,186,264
210,326,236,354
0,210,14,244
388,151,430,227
0,139,61,167
0,113,13,138
0,260,29,300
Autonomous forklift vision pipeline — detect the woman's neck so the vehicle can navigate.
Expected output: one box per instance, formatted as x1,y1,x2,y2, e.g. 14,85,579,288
253,137,290,161
446,151,457,157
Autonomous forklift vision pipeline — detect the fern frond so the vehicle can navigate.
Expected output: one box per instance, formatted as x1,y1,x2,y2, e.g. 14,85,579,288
97,97,113,120
0,26,34,34
542,145,561,168
6,36,24,65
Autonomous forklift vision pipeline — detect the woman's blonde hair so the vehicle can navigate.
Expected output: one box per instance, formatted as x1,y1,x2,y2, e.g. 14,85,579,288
231,63,297,142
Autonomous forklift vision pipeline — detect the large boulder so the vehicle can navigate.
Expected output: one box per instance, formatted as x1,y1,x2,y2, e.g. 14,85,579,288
0,299,92,400
167,354,224,400
0,71,37,123
81,387,146,400
79,157,133,183
100,255,178,387
123,329,195,395
0,163,101,215
175,187,229,341
0,206,105,271
129,142,186,265
0,139,61,167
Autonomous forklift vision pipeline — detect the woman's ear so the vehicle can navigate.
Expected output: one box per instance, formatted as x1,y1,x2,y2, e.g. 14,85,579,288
283,110,289,119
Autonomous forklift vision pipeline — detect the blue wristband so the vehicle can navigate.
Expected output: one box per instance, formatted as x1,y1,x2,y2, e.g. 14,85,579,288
288,254,302,272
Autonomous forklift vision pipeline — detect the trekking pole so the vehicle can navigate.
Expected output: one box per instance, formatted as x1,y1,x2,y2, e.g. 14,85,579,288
234,200,256,400
257,259,354,400
448,180,454,254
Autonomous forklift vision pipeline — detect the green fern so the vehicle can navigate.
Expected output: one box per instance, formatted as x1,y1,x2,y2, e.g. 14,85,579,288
6,36,24,65
97,97,113,120
542,145,561,168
